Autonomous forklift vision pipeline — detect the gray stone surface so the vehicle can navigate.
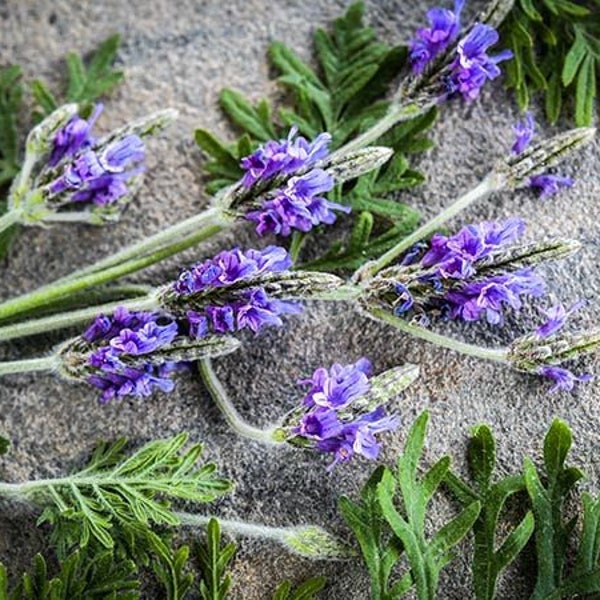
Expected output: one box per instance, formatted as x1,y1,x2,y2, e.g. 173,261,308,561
0,0,599,598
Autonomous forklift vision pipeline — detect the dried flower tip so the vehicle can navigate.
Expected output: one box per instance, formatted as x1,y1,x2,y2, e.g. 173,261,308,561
498,127,595,190
479,0,515,29
324,146,393,183
24,103,80,156
281,525,355,560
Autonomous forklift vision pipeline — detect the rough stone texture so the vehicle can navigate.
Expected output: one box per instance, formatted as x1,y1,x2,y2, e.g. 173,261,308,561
0,1,599,598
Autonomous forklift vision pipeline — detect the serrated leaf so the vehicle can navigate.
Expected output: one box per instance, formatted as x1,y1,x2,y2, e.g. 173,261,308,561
272,577,326,600
220,89,276,142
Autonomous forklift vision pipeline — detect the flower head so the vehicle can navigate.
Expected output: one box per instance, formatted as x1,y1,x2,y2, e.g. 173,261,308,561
512,112,535,155
59,306,239,403
410,0,465,73
536,365,592,394
240,127,331,188
446,24,513,101
282,361,419,469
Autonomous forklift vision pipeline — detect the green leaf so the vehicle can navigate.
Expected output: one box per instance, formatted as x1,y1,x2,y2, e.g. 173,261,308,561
271,577,326,600
197,518,236,600
0,435,8,456
220,89,277,142
0,65,23,188
152,545,193,600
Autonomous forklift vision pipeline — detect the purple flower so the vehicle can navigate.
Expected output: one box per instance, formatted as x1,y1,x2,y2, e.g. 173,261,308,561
536,301,585,338
289,359,400,469
173,246,292,296
421,218,526,279
512,112,535,155
446,24,513,102
410,0,465,73
445,269,545,325
240,127,331,187
49,104,103,167
537,365,592,394
246,169,349,237
529,174,574,199
83,308,180,403
48,134,146,206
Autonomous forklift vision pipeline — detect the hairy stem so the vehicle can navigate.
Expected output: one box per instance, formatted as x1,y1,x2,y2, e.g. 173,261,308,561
368,307,509,362
0,210,20,235
0,295,157,343
0,355,58,376
0,222,222,324
198,358,281,445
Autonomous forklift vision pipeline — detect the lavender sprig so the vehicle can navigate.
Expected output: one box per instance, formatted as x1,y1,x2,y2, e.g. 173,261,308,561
6,103,177,229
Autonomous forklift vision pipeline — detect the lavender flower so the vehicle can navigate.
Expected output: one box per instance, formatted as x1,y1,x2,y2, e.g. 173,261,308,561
409,0,465,73
240,127,331,187
446,24,513,102
508,301,596,393
281,361,419,469
361,218,582,327
510,113,575,199
166,246,302,337
58,306,239,403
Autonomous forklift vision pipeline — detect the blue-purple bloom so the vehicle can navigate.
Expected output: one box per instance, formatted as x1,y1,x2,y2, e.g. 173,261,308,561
83,307,179,403
536,300,585,338
172,246,301,337
536,365,592,394
240,127,331,188
48,134,146,206
409,0,465,73
446,24,513,102
291,359,400,469
49,104,103,167
510,113,575,198
512,112,535,155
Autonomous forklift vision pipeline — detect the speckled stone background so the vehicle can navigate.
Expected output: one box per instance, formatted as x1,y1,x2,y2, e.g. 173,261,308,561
0,1,599,598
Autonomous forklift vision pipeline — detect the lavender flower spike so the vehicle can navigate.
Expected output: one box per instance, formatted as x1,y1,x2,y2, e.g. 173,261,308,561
8,105,177,227
280,361,419,469
410,0,465,73
57,306,240,403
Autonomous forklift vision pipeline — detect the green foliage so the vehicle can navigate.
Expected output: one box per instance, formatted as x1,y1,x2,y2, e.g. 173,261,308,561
152,544,194,600
0,549,139,600
195,2,435,271
444,425,534,600
271,577,326,600
341,412,480,600
0,435,9,456
0,65,24,188
196,518,236,600
22,433,231,554
32,35,124,120
501,0,599,125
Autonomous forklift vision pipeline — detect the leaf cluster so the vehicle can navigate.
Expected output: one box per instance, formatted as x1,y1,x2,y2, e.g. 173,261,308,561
26,433,231,554
340,412,480,600
195,2,436,271
501,0,599,125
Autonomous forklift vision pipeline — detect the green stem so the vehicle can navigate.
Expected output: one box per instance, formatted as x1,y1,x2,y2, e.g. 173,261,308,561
354,173,504,281
0,222,223,324
369,307,509,363
0,296,157,343
198,358,281,445
55,206,225,283
0,355,58,376
40,212,101,225
331,102,430,157
0,210,20,235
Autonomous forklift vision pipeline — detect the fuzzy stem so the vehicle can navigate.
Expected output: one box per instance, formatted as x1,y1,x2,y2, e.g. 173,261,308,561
0,222,222,325
354,173,504,281
198,359,281,445
369,307,509,362
40,212,103,225
0,210,21,235
0,296,157,343
0,355,58,376
55,207,226,283
176,512,293,541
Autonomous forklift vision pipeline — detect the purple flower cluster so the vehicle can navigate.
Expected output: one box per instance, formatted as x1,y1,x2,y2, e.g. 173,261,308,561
83,307,179,403
511,113,574,198
395,218,546,325
409,0,464,73
240,127,331,187
172,246,301,336
408,1,512,101
534,302,592,393
49,104,103,167
291,358,400,469
446,24,513,102
239,128,349,237
48,133,146,207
